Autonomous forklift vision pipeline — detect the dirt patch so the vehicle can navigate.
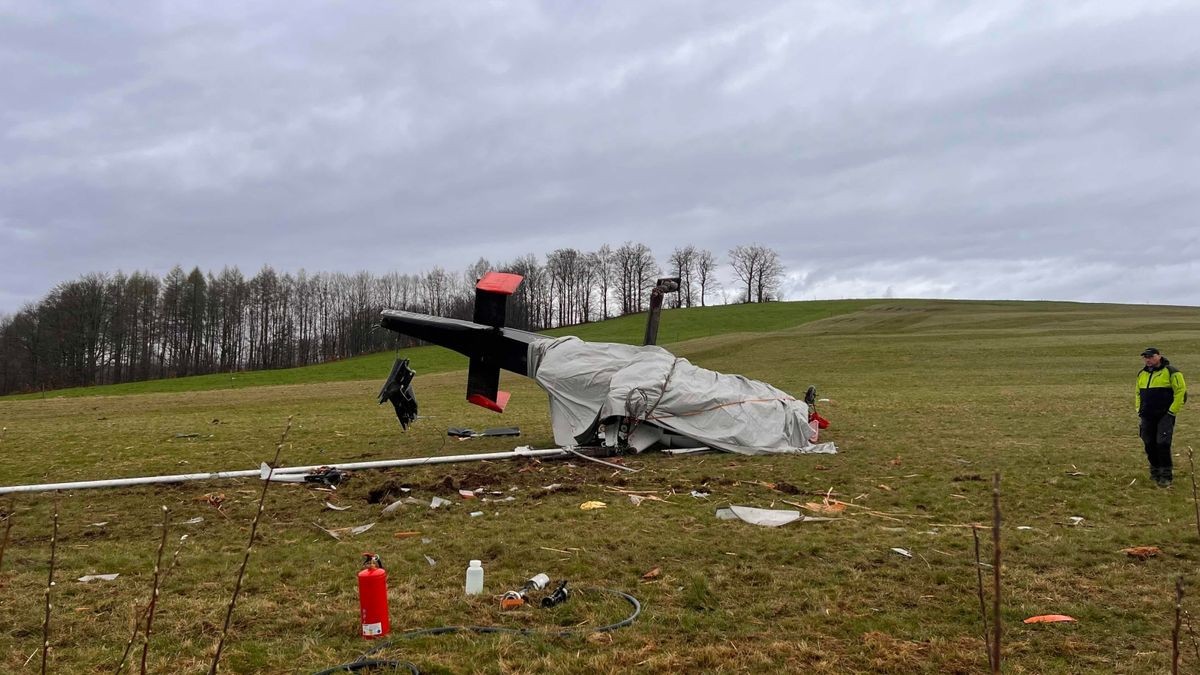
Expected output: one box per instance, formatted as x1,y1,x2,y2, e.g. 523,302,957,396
366,479,415,504
772,481,801,495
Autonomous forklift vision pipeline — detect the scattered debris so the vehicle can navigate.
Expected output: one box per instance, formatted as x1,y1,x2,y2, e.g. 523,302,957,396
423,554,436,567
690,491,710,499
716,506,804,527
324,502,351,511
641,566,661,580
1023,614,1077,624
378,357,418,430
459,489,478,499
447,426,521,439
303,467,351,489
181,517,204,525
77,574,119,583
430,497,451,509
314,522,376,540
580,501,607,510
195,493,226,511
470,511,484,517
798,488,848,516
88,522,109,527
891,547,913,558
1067,516,1084,526
1120,546,1161,560
1016,526,1033,531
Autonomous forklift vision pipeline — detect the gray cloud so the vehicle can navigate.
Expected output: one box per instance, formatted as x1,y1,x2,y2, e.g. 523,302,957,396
2,0,1198,312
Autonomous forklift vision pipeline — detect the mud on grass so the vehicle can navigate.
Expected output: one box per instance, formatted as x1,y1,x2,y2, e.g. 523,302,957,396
3,300,1200,672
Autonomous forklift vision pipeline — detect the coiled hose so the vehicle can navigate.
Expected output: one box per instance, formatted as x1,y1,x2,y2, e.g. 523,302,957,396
313,587,642,674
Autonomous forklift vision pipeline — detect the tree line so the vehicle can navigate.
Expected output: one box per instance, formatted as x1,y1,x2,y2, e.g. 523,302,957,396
0,242,784,395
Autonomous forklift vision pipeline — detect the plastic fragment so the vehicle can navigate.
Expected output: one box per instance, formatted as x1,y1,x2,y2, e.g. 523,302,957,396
77,574,119,583
1023,614,1076,624
891,547,913,558
580,501,607,510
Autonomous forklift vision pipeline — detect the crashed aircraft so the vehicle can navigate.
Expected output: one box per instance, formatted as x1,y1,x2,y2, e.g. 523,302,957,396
379,272,834,456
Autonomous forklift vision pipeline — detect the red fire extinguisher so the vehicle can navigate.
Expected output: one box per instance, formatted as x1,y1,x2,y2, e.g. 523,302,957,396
358,553,390,639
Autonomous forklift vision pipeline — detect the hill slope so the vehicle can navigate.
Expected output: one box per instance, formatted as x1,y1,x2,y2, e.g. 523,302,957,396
2,298,1199,673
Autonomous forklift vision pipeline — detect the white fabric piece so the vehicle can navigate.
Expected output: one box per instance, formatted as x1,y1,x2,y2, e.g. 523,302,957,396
715,506,803,527
529,336,837,456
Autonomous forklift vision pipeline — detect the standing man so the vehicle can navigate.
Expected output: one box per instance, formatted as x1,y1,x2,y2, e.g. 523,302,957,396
1136,347,1187,487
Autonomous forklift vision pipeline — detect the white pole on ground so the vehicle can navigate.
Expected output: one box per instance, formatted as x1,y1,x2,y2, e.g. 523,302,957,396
0,447,573,495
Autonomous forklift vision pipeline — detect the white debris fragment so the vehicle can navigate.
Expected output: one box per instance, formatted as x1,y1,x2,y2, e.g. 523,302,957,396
324,502,351,511
77,574,119,583
891,548,913,558
716,505,803,527
430,497,451,509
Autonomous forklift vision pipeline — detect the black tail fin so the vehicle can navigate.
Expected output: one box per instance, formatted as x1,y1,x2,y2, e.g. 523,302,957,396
464,272,522,412
473,272,522,327
467,357,509,412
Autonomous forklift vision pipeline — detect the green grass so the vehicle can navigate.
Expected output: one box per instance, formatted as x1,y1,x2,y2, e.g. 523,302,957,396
1,298,1199,673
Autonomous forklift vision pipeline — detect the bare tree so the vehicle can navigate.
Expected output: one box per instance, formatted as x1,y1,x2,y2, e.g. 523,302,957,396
695,249,719,307
667,245,697,308
591,244,615,320
728,244,784,303
753,247,784,303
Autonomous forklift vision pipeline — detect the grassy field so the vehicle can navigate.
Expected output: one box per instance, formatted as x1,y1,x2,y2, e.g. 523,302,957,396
1,298,1199,673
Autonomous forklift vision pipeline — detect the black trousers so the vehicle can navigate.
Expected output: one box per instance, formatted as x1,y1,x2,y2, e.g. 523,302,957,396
1139,413,1176,471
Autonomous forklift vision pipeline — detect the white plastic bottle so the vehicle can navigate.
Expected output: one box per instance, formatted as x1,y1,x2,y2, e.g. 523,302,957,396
465,560,484,595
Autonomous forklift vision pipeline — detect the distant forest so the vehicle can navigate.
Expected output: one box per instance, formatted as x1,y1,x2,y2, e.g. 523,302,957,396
0,242,783,395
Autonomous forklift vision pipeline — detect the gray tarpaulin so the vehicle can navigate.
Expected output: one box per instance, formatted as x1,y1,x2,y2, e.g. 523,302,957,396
528,336,837,456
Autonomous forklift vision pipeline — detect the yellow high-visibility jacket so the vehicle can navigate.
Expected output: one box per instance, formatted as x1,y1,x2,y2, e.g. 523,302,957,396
1136,361,1187,416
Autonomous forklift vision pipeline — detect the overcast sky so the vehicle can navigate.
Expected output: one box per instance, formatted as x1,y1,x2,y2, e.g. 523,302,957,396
2,1,1198,314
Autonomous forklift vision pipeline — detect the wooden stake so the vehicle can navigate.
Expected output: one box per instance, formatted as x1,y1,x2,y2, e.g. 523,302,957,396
0,497,14,573
991,472,1001,674
208,416,292,675
41,494,59,675
1174,577,1184,675
973,525,993,672
139,506,170,675
1188,447,1200,542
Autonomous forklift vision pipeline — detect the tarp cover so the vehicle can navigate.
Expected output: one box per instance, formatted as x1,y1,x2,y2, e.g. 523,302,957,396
529,336,837,455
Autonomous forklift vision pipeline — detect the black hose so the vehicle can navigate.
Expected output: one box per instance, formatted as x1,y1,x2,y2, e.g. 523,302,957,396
313,587,642,675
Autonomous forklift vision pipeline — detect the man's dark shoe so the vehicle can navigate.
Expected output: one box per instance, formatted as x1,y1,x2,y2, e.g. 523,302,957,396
1156,476,1173,488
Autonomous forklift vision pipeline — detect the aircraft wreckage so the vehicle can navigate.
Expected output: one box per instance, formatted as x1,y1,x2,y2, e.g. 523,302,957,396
0,273,832,495
378,272,834,456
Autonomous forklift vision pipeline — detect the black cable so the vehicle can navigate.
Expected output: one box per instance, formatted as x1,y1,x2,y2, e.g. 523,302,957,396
313,587,642,675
